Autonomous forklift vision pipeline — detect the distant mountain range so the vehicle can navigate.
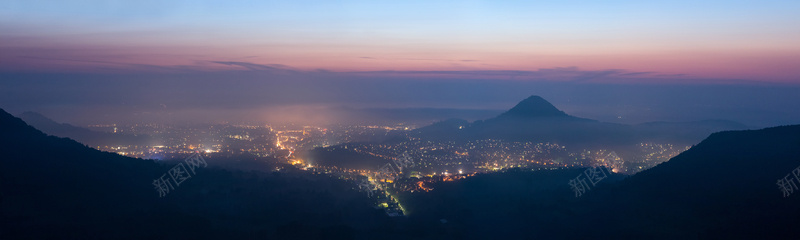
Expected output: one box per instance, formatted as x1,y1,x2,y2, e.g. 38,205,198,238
413,95,750,148
17,111,157,147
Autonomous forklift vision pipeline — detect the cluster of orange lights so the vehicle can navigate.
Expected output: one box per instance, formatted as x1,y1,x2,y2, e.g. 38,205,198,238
411,173,475,192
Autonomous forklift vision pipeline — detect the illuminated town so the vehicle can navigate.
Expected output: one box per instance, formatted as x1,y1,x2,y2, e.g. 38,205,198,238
92,122,689,198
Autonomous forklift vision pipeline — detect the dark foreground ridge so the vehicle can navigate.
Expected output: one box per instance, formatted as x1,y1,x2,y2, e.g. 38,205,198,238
0,108,388,239
17,111,154,147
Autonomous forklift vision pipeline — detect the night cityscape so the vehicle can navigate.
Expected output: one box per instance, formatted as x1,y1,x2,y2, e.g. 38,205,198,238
2,1,800,239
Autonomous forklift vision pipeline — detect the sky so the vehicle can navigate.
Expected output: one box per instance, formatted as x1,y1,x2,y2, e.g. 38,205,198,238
2,0,799,80
1,0,800,127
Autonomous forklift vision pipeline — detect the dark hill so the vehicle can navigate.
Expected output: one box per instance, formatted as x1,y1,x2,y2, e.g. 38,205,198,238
413,95,749,148
0,108,389,239
589,124,800,238
624,124,800,198
400,125,800,239
413,95,634,148
497,95,572,119
17,111,156,147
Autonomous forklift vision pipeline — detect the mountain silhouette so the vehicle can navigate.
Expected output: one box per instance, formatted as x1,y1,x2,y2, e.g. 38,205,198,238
621,124,800,204
402,124,800,239
17,111,156,147
414,95,748,149
0,108,386,239
589,124,800,238
1,108,167,238
497,95,572,119
414,95,631,148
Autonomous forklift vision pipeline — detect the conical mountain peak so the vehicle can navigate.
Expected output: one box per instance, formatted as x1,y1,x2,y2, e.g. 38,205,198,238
499,95,569,118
